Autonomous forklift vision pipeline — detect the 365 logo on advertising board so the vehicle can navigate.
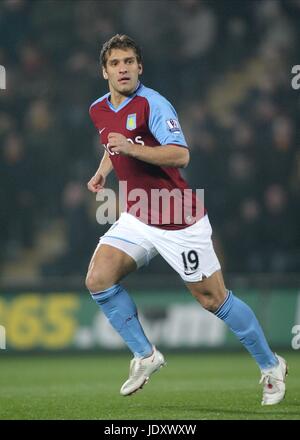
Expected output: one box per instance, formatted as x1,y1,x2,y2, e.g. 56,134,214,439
0,65,6,90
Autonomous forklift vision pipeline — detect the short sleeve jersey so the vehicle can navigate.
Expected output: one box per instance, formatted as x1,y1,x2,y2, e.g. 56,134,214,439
89,82,204,229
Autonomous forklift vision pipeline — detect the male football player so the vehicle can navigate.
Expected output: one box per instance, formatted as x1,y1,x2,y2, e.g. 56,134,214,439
86,34,287,404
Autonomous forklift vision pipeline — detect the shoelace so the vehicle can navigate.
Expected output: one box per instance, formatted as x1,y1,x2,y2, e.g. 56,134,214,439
259,372,271,385
128,359,136,376
129,355,154,380
259,372,284,388
130,359,147,380
259,373,277,394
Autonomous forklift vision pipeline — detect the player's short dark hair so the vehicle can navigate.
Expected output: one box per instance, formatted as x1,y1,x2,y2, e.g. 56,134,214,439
100,34,142,67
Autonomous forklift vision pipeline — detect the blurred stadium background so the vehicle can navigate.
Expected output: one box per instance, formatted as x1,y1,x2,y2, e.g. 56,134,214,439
0,0,300,420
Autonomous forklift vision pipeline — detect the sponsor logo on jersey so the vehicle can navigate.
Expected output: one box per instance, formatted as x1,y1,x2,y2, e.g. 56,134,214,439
103,136,144,155
126,113,137,131
166,119,181,133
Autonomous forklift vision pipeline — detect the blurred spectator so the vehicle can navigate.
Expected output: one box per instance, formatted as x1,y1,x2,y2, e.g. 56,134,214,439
221,198,263,273
261,185,296,272
41,181,95,276
24,98,66,218
0,132,35,258
175,0,217,99
238,199,264,272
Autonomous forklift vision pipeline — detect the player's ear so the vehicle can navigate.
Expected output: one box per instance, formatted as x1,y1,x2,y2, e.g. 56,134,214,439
102,68,108,80
138,63,143,75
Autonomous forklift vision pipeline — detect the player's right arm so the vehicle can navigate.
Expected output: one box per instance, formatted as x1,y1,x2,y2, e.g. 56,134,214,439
87,151,113,193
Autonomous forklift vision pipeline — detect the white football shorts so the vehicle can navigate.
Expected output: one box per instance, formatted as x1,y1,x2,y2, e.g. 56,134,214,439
98,212,221,282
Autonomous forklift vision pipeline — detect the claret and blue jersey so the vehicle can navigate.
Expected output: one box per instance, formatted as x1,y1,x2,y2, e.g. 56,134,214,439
89,82,188,150
89,82,203,229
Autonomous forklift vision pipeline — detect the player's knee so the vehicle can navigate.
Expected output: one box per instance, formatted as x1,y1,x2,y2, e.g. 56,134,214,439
190,285,227,313
198,294,221,313
85,271,114,293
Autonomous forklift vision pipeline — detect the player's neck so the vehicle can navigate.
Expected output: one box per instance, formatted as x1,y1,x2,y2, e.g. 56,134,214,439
109,82,140,109
109,91,128,109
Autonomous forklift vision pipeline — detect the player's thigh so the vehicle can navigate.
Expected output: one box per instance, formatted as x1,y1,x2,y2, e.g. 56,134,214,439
151,215,221,281
185,269,227,312
86,243,137,292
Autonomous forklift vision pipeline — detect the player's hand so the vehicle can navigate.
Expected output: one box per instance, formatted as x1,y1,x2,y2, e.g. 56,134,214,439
108,132,134,155
87,172,106,193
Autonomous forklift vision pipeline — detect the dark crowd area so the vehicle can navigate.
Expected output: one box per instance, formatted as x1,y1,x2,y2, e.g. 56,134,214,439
0,0,300,279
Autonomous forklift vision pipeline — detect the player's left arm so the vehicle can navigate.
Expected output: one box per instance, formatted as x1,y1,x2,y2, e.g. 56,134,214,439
108,132,189,168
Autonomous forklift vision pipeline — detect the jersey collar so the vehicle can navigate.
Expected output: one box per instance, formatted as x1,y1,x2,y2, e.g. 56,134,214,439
106,81,142,113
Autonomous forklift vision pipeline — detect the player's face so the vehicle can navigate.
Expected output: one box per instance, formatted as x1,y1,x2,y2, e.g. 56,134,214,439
103,48,142,97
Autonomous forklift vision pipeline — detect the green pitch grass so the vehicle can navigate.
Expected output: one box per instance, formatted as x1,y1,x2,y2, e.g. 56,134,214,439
0,352,299,420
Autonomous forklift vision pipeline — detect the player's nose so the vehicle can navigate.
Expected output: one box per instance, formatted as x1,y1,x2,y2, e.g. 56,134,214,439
119,62,128,73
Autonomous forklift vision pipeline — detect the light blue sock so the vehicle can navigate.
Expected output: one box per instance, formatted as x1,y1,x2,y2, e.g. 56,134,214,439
214,291,278,370
91,284,153,358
